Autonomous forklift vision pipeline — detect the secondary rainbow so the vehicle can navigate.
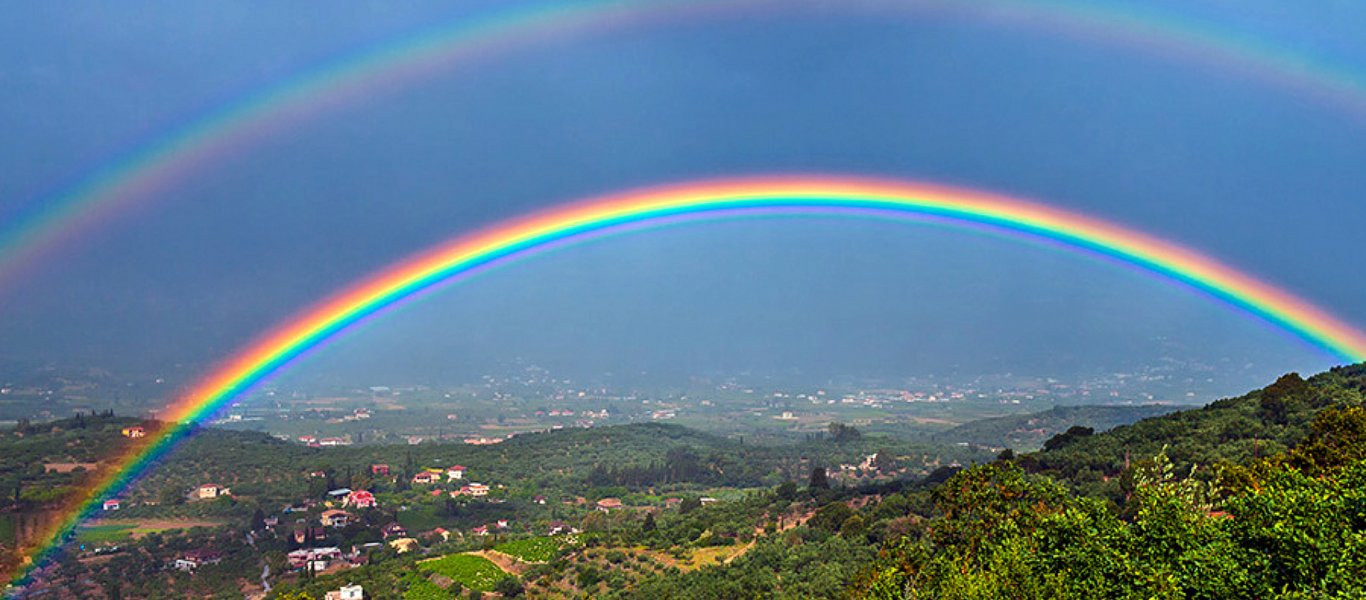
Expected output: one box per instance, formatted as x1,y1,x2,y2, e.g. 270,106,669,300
10,175,1366,589
5,0,1366,294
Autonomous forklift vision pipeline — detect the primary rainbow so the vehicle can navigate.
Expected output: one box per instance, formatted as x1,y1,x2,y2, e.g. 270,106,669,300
10,175,1366,589
6,0,1366,293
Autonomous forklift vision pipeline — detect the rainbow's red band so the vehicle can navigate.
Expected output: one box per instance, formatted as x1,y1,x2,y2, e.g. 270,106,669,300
11,174,1364,589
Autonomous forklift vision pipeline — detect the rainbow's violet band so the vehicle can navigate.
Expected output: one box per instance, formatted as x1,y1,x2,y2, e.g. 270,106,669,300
11,175,1366,589
4,0,1366,292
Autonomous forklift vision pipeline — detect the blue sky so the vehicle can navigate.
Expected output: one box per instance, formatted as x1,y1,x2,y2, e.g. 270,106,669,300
2,1,1365,395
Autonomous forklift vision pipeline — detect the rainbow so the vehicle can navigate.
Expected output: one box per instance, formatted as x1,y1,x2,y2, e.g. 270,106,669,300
5,0,1366,292
9,175,1366,589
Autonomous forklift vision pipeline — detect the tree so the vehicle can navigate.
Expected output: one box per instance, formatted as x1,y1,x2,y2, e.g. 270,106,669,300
494,575,524,597
809,467,829,490
251,508,265,531
827,422,861,444
642,512,656,532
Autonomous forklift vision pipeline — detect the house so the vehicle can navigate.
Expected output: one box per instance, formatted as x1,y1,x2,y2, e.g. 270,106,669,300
174,549,222,571
120,426,146,438
472,525,489,536
429,527,452,542
388,537,419,554
699,497,718,506
596,498,623,512
496,519,509,529
411,471,437,485
370,464,389,476
102,499,121,511
343,490,377,509
321,509,353,528
308,470,328,478
466,482,489,497
446,465,466,480
294,526,328,544
547,521,574,535
325,585,365,600
319,437,348,447
197,483,228,499
663,498,682,509
380,522,408,540
532,495,547,505
327,488,353,500
299,435,318,444
263,515,280,529
288,547,342,569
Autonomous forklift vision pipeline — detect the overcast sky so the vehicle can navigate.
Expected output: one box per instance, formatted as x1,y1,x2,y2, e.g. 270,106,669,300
3,0,1365,395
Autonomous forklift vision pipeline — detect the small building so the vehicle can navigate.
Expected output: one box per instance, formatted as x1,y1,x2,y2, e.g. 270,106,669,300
101,499,121,511
344,490,377,509
446,465,466,480
370,464,389,476
381,522,408,540
663,498,682,509
325,585,365,600
547,521,575,536
596,498,623,512
472,525,489,536
120,426,146,438
411,471,437,485
321,509,353,528
197,483,228,499
466,482,489,497
174,549,222,571
532,495,547,505
699,497,719,506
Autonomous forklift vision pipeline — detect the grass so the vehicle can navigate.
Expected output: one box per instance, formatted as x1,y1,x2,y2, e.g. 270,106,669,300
495,536,561,563
396,506,444,532
402,574,451,600
75,524,135,545
419,553,507,592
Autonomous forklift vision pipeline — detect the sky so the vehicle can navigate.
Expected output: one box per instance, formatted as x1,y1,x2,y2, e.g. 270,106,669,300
3,0,1366,398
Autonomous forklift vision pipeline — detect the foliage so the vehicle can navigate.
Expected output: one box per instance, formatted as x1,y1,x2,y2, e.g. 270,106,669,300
495,536,560,563
419,553,507,592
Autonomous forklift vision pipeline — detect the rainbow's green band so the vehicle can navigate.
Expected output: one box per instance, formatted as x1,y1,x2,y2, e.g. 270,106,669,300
4,0,1366,291
10,175,1365,590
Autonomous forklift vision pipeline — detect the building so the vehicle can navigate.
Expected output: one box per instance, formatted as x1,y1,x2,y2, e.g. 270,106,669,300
381,522,408,540
411,471,437,485
472,525,489,536
596,498,623,512
532,495,547,505
446,465,467,480
197,483,228,499
101,499,121,511
120,426,146,438
370,464,389,476
547,521,575,535
288,547,342,569
174,549,222,571
321,509,353,528
496,519,509,529
343,490,377,509
325,585,365,600
466,482,489,497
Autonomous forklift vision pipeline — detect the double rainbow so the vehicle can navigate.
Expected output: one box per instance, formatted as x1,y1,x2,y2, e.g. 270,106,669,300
10,175,1366,588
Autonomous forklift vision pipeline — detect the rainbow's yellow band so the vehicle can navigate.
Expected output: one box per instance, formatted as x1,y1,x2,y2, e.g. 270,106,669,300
10,175,1365,589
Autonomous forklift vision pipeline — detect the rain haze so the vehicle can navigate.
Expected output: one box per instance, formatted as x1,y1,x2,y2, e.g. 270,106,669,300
4,0,1366,398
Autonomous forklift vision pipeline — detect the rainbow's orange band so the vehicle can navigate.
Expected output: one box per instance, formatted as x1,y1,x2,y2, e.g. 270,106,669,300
11,175,1364,588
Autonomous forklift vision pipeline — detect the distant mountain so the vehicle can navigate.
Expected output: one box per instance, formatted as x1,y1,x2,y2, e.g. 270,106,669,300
935,404,1183,450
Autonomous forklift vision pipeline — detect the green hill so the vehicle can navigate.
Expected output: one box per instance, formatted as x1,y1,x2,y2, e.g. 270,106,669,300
934,404,1182,450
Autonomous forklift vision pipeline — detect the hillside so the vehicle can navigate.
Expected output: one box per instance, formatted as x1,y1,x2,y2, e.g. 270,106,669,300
934,404,1182,450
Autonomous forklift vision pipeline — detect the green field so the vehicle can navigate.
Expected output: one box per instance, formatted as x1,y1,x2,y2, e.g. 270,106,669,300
401,574,451,600
495,536,561,562
75,524,135,545
396,506,444,532
419,553,507,592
